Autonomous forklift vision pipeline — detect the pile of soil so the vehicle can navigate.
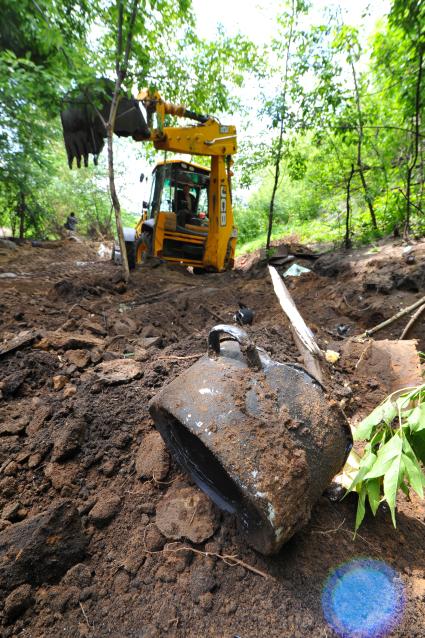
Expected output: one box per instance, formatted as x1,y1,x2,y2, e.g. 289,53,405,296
0,237,424,637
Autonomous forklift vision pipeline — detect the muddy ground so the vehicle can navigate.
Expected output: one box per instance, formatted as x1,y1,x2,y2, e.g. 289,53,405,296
0,236,425,637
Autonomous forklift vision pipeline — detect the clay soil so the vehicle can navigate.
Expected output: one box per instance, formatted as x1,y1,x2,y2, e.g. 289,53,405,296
0,236,425,637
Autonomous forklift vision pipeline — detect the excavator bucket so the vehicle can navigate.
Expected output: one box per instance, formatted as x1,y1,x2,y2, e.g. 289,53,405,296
60,78,150,168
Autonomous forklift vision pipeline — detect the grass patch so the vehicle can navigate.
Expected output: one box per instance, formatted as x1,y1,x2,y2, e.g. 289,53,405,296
236,217,344,256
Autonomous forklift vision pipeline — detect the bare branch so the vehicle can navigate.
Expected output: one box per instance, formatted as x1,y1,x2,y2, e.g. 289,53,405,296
121,0,141,80
116,0,124,76
400,303,425,340
142,529,269,579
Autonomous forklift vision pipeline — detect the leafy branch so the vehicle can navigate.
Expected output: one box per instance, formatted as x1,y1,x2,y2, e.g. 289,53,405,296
346,384,425,532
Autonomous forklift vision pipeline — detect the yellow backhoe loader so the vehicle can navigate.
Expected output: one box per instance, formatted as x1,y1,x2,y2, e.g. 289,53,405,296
61,83,237,272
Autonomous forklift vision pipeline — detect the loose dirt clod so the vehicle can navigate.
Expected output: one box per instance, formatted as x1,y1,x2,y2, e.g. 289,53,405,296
135,431,170,480
155,485,219,543
3,584,33,623
88,492,122,528
0,500,88,592
94,359,142,384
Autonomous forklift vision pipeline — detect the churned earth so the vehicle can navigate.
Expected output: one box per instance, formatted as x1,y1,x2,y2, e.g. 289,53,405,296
0,236,424,638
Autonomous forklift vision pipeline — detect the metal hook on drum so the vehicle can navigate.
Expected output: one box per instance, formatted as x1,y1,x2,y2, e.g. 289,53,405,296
207,324,262,370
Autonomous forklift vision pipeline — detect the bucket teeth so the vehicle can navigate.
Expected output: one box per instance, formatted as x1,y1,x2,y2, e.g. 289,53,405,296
60,78,150,169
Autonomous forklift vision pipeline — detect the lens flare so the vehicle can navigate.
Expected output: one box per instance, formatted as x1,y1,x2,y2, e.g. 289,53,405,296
322,558,405,638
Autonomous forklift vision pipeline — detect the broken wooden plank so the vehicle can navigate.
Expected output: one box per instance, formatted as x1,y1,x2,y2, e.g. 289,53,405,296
268,265,323,383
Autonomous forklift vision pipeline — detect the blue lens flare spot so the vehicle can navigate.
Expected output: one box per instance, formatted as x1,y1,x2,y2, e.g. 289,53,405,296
322,558,405,638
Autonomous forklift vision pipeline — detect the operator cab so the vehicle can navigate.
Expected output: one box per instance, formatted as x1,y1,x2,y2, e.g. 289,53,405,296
146,160,209,228
140,160,210,264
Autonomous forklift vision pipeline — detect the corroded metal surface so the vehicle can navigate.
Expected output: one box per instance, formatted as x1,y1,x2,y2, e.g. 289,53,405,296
149,325,352,555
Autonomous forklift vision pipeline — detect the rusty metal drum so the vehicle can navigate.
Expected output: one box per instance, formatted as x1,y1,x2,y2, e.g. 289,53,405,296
149,325,352,555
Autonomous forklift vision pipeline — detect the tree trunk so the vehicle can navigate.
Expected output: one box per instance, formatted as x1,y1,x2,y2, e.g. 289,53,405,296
18,191,26,241
266,0,296,251
266,125,283,251
358,167,378,229
404,45,423,239
107,77,130,283
350,59,378,229
105,0,140,282
344,163,355,249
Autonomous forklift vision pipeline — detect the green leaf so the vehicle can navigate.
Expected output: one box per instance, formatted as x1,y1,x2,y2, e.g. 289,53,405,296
402,453,424,498
409,430,425,465
400,481,410,497
383,454,404,527
364,435,402,479
402,434,419,459
354,400,397,440
345,451,377,493
366,478,381,515
408,404,425,432
355,484,367,532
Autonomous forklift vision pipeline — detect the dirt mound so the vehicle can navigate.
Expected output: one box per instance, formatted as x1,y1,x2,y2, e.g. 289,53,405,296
0,238,424,636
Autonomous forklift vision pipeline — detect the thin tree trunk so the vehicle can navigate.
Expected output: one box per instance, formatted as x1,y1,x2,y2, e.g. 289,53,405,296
266,122,283,251
344,163,355,249
404,45,423,238
350,59,378,229
107,88,129,281
106,0,140,282
369,134,389,219
18,191,25,240
266,0,296,251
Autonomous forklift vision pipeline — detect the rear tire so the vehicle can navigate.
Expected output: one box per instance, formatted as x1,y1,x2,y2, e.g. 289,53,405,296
125,241,136,270
136,232,152,264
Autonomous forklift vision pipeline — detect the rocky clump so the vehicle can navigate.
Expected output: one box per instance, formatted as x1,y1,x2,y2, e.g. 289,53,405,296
0,371,27,397
94,359,142,385
135,431,170,481
3,584,33,623
64,349,91,369
88,492,122,528
155,485,218,544
51,417,86,462
36,331,105,351
0,500,88,593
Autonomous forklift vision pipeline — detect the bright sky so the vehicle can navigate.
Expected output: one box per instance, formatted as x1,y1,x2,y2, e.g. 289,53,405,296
192,0,389,44
113,0,390,214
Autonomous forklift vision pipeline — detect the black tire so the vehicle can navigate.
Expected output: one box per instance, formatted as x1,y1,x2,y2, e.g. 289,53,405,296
193,267,206,275
125,241,136,270
140,231,152,261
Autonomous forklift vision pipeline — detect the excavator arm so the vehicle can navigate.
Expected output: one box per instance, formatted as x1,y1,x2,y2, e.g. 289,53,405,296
60,83,236,167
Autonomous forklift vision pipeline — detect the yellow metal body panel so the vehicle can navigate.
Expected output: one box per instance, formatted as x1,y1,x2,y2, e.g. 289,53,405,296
150,120,237,158
203,155,235,271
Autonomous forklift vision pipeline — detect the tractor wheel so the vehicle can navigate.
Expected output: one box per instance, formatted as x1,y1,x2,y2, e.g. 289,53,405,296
125,241,136,270
136,232,152,264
